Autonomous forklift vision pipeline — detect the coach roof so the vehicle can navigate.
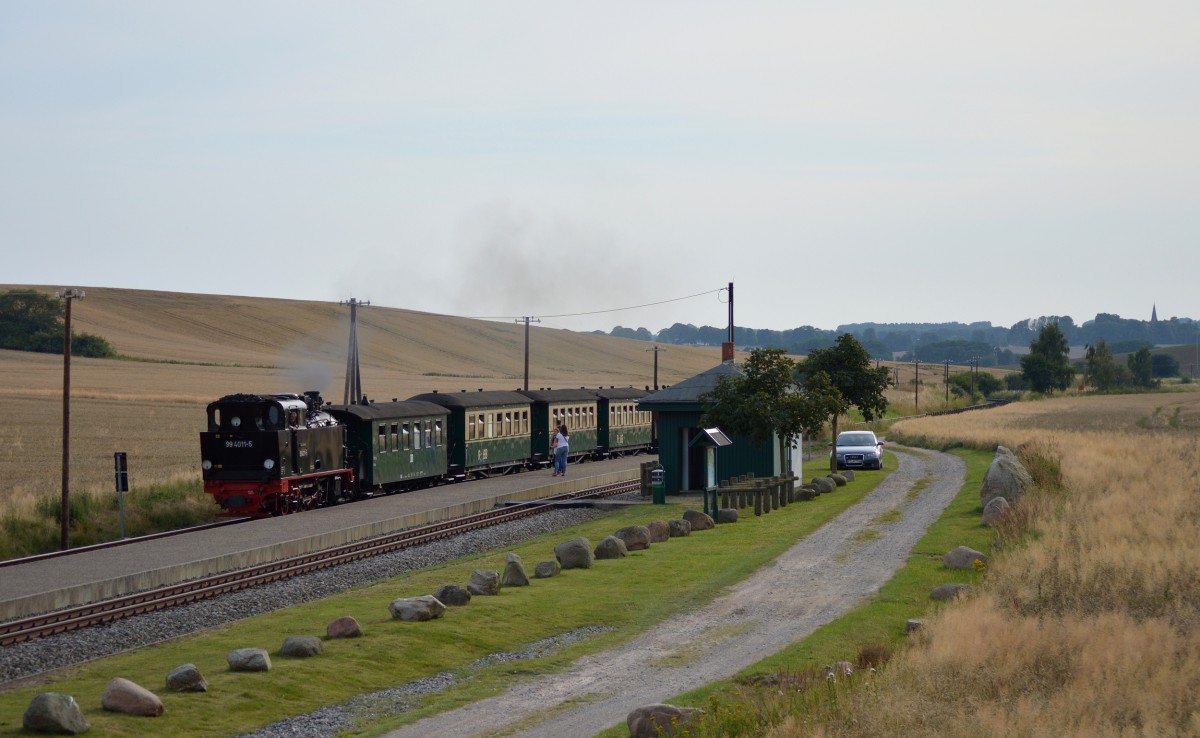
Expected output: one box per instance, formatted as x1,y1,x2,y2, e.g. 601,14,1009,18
408,390,533,409
326,400,449,421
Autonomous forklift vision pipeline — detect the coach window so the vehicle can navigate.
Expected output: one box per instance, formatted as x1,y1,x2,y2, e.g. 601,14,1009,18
504,411,512,436
413,421,422,450
522,410,529,433
435,420,443,446
486,413,494,438
590,406,596,428
378,425,387,453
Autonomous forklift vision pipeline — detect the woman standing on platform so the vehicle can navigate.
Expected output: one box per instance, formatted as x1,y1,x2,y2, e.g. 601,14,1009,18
552,424,570,476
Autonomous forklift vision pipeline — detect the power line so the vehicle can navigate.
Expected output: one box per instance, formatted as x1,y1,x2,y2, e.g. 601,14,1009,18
464,288,724,321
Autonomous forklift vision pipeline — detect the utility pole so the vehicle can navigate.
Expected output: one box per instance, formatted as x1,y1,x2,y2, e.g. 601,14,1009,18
515,317,541,391
645,345,667,390
912,359,920,412
720,281,735,362
970,356,979,399
57,288,84,550
944,359,950,404
341,298,369,404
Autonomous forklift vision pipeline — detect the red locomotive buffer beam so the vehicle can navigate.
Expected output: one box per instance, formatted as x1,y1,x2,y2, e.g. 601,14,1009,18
205,469,354,517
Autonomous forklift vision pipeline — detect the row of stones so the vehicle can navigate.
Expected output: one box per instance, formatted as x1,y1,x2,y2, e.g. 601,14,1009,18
19,509,720,735
388,510,717,621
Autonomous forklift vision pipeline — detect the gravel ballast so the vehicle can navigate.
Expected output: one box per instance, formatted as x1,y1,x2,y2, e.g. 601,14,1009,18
0,505,621,686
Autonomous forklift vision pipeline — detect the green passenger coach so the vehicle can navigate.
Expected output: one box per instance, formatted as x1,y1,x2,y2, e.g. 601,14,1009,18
594,387,654,456
517,388,601,464
326,400,450,493
408,390,534,477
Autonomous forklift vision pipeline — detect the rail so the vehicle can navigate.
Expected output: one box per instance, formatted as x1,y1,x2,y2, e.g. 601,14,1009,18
0,479,638,647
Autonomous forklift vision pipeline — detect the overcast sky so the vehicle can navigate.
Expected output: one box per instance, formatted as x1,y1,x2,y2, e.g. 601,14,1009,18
2,2,1197,334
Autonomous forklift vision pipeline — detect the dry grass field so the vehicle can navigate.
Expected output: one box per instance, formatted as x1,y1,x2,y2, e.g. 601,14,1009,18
771,390,1200,736
0,285,730,526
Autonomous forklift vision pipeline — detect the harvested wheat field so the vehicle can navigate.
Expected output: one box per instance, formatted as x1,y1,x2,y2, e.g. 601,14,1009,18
0,285,726,518
791,390,1200,737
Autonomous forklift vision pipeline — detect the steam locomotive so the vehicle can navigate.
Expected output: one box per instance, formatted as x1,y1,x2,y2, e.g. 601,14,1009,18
200,386,653,517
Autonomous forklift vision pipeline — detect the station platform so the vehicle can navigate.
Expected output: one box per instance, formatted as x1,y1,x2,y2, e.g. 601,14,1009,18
0,456,652,622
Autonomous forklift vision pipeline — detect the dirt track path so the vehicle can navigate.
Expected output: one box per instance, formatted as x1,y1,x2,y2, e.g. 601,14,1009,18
381,447,965,738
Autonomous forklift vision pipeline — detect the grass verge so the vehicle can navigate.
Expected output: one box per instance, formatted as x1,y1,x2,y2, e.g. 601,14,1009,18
595,447,992,737
0,470,890,737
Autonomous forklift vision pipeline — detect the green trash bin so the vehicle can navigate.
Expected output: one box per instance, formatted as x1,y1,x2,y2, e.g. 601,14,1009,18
651,464,666,505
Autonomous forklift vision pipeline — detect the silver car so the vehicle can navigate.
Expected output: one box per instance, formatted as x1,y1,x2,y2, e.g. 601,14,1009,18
832,431,884,470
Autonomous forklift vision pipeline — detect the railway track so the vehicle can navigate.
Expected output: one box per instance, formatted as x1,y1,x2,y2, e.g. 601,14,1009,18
1,479,639,647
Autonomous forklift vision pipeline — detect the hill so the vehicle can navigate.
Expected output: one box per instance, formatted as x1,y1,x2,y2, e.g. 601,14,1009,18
0,285,728,502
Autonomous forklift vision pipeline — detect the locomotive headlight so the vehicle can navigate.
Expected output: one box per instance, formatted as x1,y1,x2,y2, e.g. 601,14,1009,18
263,459,275,470
202,459,212,471
231,416,242,428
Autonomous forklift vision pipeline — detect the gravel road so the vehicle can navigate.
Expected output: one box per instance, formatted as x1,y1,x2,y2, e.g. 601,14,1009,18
379,446,965,738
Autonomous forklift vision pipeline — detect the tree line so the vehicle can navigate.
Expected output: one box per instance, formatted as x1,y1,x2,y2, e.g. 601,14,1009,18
0,290,115,358
598,311,1199,366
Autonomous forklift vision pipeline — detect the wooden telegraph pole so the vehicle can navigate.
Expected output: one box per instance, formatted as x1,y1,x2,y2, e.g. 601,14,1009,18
57,288,84,550
515,316,541,391
645,345,667,390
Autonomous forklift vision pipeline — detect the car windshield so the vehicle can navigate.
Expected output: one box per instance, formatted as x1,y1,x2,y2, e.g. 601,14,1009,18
838,433,877,446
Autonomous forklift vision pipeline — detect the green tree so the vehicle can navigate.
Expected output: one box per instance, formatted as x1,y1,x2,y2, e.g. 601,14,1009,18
1127,347,1156,388
0,290,61,348
1020,322,1075,394
1151,353,1179,379
1084,340,1118,391
699,348,834,468
796,333,892,472
0,289,115,358
948,371,1003,400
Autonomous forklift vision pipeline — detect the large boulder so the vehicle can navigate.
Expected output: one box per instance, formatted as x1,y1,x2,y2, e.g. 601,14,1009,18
281,635,324,658
930,583,972,602
811,477,836,494
434,584,472,606
716,508,739,524
614,525,652,551
841,469,856,482
980,446,1033,508
594,535,628,559
502,553,530,587
23,693,90,734
166,663,208,692
981,496,1011,527
830,473,848,487
667,519,691,537
645,520,671,543
627,703,705,738
102,677,164,716
326,615,364,639
534,560,561,578
467,570,502,596
228,648,272,672
389,595,447,621
555,537,595,569
682,510,714,531
944,546,988,570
